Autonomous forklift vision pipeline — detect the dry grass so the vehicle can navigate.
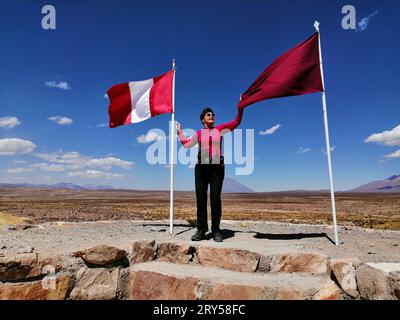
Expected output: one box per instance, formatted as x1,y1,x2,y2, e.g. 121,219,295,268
0,212,29,227
0,188,399,230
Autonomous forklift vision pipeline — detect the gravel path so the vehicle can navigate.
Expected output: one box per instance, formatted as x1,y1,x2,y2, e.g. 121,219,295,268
1,219,399,262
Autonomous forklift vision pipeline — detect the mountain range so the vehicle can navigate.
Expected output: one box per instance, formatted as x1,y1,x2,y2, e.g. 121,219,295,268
348,175,400,192
0,182,115,190
0,175,399,193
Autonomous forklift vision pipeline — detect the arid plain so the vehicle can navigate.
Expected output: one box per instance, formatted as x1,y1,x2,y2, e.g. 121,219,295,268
0,188,399,231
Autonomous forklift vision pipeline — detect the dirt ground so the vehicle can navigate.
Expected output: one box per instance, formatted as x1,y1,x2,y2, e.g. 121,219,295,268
1,188,399,263
1,219,399,263
0,188,399,230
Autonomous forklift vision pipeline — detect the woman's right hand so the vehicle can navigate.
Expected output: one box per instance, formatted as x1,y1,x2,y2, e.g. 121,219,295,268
176,121,182,132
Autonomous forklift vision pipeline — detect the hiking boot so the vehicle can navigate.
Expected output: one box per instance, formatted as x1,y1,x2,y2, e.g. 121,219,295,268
213,230,223,242
191,230,206,241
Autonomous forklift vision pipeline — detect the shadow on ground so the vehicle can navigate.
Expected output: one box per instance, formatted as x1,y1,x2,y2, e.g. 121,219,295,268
141,222,335,245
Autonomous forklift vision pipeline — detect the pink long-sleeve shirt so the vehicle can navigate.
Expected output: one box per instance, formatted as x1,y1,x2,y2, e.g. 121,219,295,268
178,109,244,164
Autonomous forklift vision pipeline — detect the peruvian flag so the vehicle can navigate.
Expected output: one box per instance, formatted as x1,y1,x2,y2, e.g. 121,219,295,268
238,32,323,109
107,70,174,128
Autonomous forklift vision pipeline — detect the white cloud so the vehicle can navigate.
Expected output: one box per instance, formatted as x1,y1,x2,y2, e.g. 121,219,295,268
34,150,134,171
97,123,107,128
321,146,336,155
0,117,21,129
259,124,281,136
356,9,379,32
35,150,85,165
5,167,33,174
87,157,134,170
0,138,36,155
13,160,28,164
137,131,165,144
67,170,123,179
364,125,400,147
41,176,53,183
31,163,66,172
383,149,400,159
48,116,73,125
297,147,311,154
103,94,108,99
45,81,71,90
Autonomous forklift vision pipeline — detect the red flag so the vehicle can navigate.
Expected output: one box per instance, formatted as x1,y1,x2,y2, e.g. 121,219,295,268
239,32,323,109
108,70,174,128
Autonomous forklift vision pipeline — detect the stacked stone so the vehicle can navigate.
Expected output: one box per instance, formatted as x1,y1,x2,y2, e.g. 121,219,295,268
1,241,399,300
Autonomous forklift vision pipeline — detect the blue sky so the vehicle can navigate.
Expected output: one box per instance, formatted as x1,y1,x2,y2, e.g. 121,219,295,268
0,0,399,191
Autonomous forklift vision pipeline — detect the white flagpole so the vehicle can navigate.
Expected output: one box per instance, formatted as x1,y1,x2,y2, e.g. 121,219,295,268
314,21,339,246
169,59,176,235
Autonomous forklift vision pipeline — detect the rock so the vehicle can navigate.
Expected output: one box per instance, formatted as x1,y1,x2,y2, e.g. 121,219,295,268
329,258,360,298
0,274,70,300
1,254,43,282
206,283,265,300
129,270,200,300
0,253,61,282
70,268,120,300
60,254,85,270
366,263,400,274
72,245,126,266
15,224,36,231
275,288,305,300
356,264,396,300
157,242,196,264
130,260,341,300
257,255,272,273
364,263,400,300
275,277,340,300
388,271,400,300
117,267,131,299
1,245,6,250
270,253,328,274
17,246,34,254
313,279,341,300
130,240,157,264
197,247,259,272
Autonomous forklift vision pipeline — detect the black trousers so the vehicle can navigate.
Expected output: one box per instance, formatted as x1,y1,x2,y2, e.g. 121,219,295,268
195,163,225,232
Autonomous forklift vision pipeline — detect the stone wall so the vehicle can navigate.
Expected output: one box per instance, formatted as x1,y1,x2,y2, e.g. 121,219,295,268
1,241,399,300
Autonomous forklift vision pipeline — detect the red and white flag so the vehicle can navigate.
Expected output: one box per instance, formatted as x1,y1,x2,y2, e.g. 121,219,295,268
107,70,174,128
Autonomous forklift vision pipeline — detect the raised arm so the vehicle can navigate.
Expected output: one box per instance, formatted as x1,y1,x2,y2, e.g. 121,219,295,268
176,121,199,148
216,106,244,133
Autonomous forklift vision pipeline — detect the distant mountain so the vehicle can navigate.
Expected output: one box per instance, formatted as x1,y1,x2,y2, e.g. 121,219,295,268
0,182,115,190
349,175,400,192
222,177,254,193
3,176,398,193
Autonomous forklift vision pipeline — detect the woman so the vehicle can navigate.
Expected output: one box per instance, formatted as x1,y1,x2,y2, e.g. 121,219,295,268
176,105,244,242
